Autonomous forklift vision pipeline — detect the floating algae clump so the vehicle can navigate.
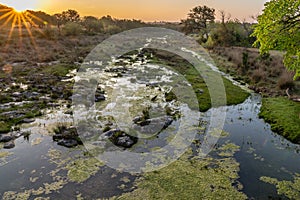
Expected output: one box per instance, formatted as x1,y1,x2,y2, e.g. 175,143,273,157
66,157,104,183
115,144,246,200
260,175,300,199
0,151,12,158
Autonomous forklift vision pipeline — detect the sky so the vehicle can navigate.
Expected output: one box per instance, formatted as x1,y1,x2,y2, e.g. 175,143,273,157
0,0,269,22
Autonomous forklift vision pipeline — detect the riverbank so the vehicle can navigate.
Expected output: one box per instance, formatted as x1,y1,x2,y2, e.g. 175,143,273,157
210,47,300,144
147,49,250,112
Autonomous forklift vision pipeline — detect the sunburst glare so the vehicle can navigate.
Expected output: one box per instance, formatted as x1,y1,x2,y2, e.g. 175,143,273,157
0,5,45,49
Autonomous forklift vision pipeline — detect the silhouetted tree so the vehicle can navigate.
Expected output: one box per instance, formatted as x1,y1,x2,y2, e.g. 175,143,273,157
181,5,215,41
53,13,65,33
62,9,80,23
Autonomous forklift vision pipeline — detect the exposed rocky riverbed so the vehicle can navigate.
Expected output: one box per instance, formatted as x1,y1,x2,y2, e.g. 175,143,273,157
0,39,299,199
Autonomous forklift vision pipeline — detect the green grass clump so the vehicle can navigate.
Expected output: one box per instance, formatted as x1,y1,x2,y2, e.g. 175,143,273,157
259,97,300,143
41,64,76,77
223,78,250,106
0,121,10,133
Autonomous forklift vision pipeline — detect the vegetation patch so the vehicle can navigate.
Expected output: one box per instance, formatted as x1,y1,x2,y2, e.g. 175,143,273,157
148,49,250,111
259,97,300,143
260,175,300,200
66,157,104,183
115,142,246,200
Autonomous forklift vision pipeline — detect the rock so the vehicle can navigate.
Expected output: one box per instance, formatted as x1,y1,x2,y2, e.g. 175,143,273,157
12,92,22,97
116,135,136,148
57,139,78,148
0,135,14,143
4,141,15,149
52,134,63,141
52,126,82,147
12,131,23,139
64,110,73,115
95,94,106,102
22,118,35,123
103,129,138,148
198,89,204,94
132,116,173,135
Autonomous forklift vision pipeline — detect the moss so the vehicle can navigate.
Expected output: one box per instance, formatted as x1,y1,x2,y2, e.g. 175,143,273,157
116,144,246,200
259,97,300,143
260,175,300,199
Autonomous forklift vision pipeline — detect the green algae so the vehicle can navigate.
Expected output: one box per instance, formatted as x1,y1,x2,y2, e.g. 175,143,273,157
260,175,300,199
0,151,12,158
114,142,246,200
218,142,240,157
47,148,104,183
0,151,14,166
66,157,104,183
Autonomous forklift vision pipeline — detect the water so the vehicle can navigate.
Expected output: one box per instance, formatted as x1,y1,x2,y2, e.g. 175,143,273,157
2,93,299,199
1,48,300,199
220,94,300,199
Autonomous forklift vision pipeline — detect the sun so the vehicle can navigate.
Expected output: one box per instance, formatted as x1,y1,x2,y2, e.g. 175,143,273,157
0,1,45,50
1,0,40,12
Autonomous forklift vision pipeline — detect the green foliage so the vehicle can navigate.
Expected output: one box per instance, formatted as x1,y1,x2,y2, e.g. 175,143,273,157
252,0,300,79
209,21,255,47
259,97,300,143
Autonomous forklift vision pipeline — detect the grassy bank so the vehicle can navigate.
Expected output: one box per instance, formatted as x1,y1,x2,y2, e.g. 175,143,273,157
259,97,300,143
210,47,300,143
148,49,250,112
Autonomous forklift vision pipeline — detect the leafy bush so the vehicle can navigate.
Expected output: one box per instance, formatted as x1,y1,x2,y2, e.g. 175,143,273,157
63,22,83,36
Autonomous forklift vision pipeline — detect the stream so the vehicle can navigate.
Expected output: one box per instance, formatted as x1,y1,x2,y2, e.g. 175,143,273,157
0,34,300,199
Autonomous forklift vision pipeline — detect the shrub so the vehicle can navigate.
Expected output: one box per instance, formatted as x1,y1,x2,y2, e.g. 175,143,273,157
63,22,83,36
277,71,295,89
251,69,266,83
42,27,58,40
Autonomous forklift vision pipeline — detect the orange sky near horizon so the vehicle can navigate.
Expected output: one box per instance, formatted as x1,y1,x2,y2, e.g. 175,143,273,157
1,0,269,22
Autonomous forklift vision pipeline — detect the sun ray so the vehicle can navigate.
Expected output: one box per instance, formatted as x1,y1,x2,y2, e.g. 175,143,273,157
20,12,38,49
0,7,45,51
17,14,22,46
5,14,18,49
0,10,14,21
0,11,15,28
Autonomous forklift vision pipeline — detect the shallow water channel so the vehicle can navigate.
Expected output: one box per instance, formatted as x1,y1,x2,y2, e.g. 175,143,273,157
0,48,299,199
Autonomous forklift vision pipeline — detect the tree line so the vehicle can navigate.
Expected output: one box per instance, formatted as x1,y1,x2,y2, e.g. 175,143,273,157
181,2,299,78
0,5,147,35
0,1,298,77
